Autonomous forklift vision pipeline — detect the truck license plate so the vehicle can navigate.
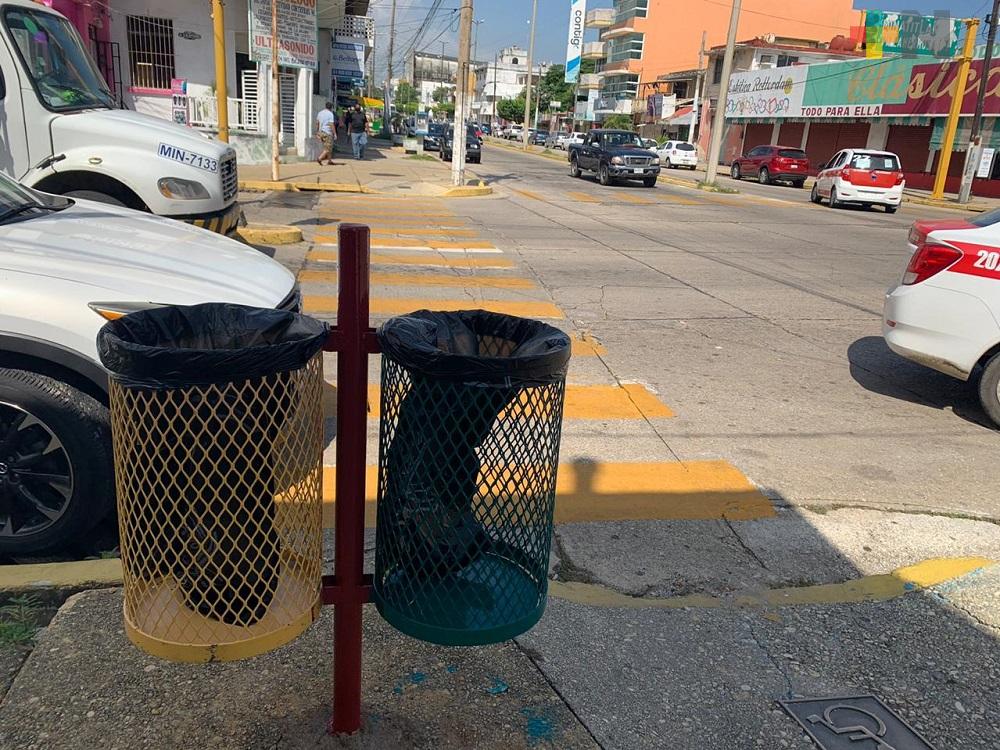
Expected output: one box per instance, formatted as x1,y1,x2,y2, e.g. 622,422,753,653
632,168,644,174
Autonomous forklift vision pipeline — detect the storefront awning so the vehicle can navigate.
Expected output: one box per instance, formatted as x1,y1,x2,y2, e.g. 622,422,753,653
667,106,693,126
931,117,1000,151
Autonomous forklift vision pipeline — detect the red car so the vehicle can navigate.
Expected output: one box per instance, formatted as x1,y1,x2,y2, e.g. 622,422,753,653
730,144,810,188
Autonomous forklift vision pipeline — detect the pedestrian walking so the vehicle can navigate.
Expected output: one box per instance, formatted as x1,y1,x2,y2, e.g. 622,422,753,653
348,105,369,160
315,101,337,166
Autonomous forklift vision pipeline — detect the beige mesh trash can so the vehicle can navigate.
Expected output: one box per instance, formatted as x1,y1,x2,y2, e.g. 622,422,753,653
97,304,328,663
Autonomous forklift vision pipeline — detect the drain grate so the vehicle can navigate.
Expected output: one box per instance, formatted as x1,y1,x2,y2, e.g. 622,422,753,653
780,696,936,750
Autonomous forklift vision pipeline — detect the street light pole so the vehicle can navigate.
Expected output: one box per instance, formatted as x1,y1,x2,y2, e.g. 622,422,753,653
211,0,229,143
689,30,706,146
959,0,1000,203
521,0,538,150
705,0,741,185
452,0,473,186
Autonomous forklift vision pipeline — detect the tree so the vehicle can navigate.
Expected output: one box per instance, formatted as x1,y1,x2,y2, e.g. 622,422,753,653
602,114,635,130
435,101,455,118
432,85,454,104
394,81,419,115
496,94,526,124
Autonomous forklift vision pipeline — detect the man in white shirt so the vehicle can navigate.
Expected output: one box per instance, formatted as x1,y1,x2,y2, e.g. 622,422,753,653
316,102,337,166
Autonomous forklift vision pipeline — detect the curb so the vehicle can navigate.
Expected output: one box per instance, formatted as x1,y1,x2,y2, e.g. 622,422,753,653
0,558,123,591
486,138,568,163
443,185,493,198
903,195,990,213
237,224,303,245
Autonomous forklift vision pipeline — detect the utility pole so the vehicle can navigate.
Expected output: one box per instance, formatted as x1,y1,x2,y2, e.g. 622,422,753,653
689,30,706,146
705,0,741,185
211,0,229,142
931,17,980,200
960,1,999,203
522,0,538,149
492,50,499,129
387,0,397,97
270,0,280,181
452,0,473,186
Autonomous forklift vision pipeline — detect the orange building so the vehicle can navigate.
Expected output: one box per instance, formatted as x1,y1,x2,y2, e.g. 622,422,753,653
582,0,861,119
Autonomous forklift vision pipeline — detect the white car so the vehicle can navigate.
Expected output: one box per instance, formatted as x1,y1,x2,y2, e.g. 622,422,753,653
658,141,698,169
555,131,583,150
506,125,524,140
884,212,1000,426
812,149,904,213
0,172,296,554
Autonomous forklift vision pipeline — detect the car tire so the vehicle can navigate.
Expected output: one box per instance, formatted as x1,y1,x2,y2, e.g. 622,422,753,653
64,190,127,207
643,175,657,188
569,158,582,179
794,180,805,189
829,187,841,208
978,352,1000,428
0,369,114,555
885,205,898,214
810,184,822,203
758,167,770,185
598,164,612,186
731,164,741,180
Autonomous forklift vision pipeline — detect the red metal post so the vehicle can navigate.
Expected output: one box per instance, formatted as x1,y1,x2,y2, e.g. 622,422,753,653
329,223,371,735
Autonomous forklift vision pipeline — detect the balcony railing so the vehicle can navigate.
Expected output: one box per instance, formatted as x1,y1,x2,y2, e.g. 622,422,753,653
579,72,604,90
585,8,614,28
582,41,606,60
188,96,261,133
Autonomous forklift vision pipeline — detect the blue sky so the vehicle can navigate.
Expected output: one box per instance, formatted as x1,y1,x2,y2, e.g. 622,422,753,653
370,0,994,80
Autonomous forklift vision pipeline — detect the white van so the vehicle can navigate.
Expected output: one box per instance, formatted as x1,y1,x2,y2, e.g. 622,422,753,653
0,0,240,234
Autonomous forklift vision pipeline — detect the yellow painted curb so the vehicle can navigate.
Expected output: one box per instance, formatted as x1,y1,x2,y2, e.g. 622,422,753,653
443,185,493,198
903,195,988,213
238,224,303,245
294,182,375,193
0,558,123,590
238,179,298,192
549,556,994,610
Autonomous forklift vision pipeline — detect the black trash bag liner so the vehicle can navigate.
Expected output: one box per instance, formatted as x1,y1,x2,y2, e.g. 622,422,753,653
377,309,570,387
377,310,570,576
97,303,328,389
99,304,327,626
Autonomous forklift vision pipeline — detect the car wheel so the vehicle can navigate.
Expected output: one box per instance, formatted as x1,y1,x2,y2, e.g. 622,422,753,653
794,180,805,189
63,190,127,207
598,164,612,186
643,175,657,188
758,167,770,185
0,369,114,555
829,186,840,208
810,184,822,204
885,205,898,214
731,163,741,180
978,352,1000,428
569,158,582,178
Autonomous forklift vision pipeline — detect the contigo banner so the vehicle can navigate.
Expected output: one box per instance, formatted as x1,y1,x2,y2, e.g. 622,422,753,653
565,0,587,84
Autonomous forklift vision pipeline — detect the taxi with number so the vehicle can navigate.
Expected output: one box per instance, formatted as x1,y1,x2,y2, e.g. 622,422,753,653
883,211,1000,426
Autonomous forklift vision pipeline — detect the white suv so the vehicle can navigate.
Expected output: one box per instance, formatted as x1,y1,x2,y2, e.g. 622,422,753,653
0,172,296,555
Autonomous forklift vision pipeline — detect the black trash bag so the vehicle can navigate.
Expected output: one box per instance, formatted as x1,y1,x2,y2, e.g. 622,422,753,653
377,310,570,576
99,304,328,626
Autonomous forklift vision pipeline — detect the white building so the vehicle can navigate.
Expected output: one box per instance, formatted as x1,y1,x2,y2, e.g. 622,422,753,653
106,0,372,164
472,46,549,123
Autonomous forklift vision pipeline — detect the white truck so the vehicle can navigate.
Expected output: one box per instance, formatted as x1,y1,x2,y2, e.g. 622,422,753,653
0,0,240,234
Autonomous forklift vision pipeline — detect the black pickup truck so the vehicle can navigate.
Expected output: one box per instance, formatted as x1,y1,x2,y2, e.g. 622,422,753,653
568,129,660,187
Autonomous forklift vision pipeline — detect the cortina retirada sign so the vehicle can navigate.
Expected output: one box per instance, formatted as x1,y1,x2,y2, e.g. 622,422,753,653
565,0,587,84
249,0,318,70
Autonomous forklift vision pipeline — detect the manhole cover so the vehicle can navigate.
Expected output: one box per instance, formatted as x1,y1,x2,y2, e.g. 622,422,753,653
780,696,936,750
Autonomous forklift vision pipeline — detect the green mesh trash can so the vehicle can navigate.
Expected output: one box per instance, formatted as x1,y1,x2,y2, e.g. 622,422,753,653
374,310,571,646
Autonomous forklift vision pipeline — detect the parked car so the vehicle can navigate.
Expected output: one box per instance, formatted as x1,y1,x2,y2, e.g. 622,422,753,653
0,171,297,554
506,125,524,140
480,123,492,136
730,145,809,187
532,130,549,146
658,141,698,169
568,129,661,187
884,210,1000,426
641,138,658,151
440,127,482,163
812,149,904,213
556,131,584,150
423,122,446,151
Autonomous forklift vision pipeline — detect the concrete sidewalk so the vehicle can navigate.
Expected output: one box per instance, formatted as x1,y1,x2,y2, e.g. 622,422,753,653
239,136,487,197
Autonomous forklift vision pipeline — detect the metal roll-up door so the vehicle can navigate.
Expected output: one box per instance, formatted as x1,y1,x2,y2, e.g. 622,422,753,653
805,123,840,167
743,123,773,153
777,122,805,148
834,122,870,152
885,125,933,173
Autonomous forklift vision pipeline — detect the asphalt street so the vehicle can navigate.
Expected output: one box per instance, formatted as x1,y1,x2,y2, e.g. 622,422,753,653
222,145,1000,748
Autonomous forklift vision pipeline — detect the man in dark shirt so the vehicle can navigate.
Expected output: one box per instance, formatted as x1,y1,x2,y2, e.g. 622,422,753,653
348,106,369,160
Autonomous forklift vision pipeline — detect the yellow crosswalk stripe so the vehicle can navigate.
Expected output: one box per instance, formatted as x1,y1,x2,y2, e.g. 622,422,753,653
618,193,655,205
573,333,607,356
305,295,564,319
321,210,456,218
299,269,535,290
314,236,496,249
371,227,480,237
307,249,514,269
319,460,774,528
318,217,468,227
512,188,546,201
658,193,703,206
566,191,601,203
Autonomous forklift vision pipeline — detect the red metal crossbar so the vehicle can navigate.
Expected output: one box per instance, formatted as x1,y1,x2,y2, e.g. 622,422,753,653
320,223,380,735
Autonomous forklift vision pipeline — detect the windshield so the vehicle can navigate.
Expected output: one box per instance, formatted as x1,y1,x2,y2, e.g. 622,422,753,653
0,170,70,223
674,143,696,151
429,123,444,134
778,149,807,159
4,8,114,111
851,153,900,171
602,132,643,148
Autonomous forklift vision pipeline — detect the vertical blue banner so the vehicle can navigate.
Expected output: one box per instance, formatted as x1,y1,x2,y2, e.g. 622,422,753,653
565,0,587,83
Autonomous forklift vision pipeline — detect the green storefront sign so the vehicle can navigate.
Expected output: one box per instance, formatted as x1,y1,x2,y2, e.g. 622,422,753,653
802,58,917,109
865,11,962,58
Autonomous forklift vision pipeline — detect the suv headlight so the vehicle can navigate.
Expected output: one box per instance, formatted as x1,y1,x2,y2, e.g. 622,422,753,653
158,177,210,200
611,156,624,165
